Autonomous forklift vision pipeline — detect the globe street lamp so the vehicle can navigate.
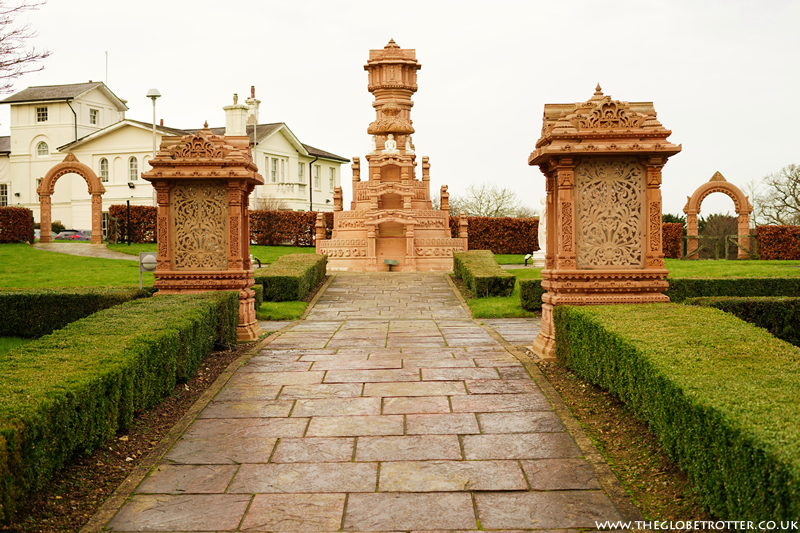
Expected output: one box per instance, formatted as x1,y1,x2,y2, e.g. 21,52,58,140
146,88,161,159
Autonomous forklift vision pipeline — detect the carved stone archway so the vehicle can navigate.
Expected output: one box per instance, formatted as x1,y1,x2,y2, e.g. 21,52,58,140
38,153,106,244
683,171,753,259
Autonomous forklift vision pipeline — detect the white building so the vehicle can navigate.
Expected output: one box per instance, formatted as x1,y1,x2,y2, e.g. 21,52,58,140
0,82,347,235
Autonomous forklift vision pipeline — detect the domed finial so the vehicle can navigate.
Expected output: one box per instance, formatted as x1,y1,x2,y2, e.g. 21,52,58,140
594,83,603,96
386,38,399,48
203,120,209,129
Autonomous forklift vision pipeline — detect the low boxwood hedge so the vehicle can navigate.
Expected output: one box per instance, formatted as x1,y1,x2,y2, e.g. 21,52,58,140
254,254,327,302
0,291,238,521
666,277,800,302
519,279,544,311
0,287,152,339
686,296,800,347
555,303,800,521
253,283,263,309
453,250,515,297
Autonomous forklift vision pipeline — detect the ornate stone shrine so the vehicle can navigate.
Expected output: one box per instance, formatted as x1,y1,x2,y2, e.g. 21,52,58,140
141,124,264,341
317,40,465,271
529,85,681,359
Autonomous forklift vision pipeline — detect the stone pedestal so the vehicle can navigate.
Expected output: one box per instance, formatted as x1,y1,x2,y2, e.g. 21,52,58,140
142,124,264,341
529,85,681,359
317,40,465,271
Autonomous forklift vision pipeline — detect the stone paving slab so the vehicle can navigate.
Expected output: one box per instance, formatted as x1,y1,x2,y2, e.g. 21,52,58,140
98,272,634,531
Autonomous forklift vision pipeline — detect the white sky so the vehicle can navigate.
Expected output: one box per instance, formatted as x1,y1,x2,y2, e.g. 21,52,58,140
2,0,798,217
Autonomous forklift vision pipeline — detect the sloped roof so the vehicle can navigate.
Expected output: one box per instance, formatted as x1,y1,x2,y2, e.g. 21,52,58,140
57,119,192,151
0,82,129,111
303,143,349,163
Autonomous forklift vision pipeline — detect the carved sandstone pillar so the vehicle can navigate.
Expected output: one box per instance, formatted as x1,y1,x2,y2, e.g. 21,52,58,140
738,213,751,259
154,184,172,271
39,195,52,243
458,211,469,250
644,162,665,269
90,194,103,244
686,212,699,259
555,164,577,270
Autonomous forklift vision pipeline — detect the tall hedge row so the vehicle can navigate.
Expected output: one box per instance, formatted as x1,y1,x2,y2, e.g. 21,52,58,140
448,216,539,254
686,296,800,347
0,207,33,244
554,304,800,521
0,287,151,339
662,222,683,259
756,225,800,260
0,291,238,521
666,277,800,302
250,210,333,246
108,204,157,244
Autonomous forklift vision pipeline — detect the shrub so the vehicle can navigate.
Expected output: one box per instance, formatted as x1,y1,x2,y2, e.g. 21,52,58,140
666,278,800,303
453,250,515,297
108,205,157,244
0,291,238,521
253,284,263,310
0,207,34,244
250,211,333,246
555,303,800,521
755,225,800,260
254,254,327,301
519,279,545,311
662,222,683,259
449,216,538,254
0,287,151,339
685,296,800,347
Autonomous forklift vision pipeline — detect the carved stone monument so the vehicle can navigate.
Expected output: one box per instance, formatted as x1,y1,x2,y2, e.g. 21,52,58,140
318,39,466,271
529,85,681,359
142,124,264,341
530,197,547,267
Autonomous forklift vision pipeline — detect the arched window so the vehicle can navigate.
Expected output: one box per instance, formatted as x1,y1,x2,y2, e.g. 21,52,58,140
99,158,109,182
37,142,49,157
128,157,138,181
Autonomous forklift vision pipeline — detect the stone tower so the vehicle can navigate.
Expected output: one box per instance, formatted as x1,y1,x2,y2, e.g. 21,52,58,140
317,40,466,271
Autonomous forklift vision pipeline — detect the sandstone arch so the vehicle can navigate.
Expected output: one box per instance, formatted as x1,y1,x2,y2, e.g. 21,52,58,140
683,171,753,259
38,153,106,244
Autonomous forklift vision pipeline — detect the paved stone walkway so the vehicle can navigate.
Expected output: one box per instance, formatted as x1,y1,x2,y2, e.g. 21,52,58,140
95,273,631,532
32,242,138,261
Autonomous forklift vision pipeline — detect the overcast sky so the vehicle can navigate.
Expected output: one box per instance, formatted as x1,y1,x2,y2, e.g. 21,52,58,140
2,0,798,217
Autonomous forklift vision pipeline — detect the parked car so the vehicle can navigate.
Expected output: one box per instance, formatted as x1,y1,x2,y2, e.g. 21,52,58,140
54,230,91,241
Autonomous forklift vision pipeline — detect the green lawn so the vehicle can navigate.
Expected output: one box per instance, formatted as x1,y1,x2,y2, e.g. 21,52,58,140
256,301,307,321
0,243,153,288
0,337,30,357
664,258,800,278
107,244,316,265
466,269,542,318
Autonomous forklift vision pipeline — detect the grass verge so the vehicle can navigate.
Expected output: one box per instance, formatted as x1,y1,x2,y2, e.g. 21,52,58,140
256,301,307,321
106,244,316,264
455,269,541,318
0,338,28,357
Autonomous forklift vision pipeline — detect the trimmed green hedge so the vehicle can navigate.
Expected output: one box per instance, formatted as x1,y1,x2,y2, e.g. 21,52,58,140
666,277,800,302
0,291,238,521
519,279,545,311
686,296,800,347
253,284,263,309
453,250,515,297
254,254,327,302
555,304,800,521
0,287,151,339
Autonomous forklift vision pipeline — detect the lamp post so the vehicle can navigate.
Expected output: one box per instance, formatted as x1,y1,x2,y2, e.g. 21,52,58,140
146,88,161,159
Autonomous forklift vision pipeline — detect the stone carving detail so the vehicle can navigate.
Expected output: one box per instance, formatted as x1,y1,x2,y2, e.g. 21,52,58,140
578,101,643,130
319,247,366,258
649,201,661,252
415,247,454,257
230,215,240,256
158,217,168,258
560,202,573,253
338,219,366,229
171,133,228,159
172,181,228,269
574,158,644,268
575,158,644,268
414,238,463,247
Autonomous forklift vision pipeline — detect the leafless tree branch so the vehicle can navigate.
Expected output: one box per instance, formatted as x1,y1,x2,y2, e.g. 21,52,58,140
0,1,49,94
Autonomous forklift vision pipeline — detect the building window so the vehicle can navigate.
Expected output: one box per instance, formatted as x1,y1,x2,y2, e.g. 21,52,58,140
0,184,7,206
128,157,138,181
37,142,49,157
102,212,110,239
298,162,304,183
329,168,336,190
271,158,278,183
89,109,98,125
280,159,285,182
36,179,41,202
99,158,109,182
36,107,47,122
314,165,321,190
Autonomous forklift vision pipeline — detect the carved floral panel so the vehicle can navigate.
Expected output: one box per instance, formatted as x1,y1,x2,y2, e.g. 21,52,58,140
171,181,228,270
574,158,644,269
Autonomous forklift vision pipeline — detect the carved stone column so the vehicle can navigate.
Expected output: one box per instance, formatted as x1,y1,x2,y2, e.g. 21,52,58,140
738,213,751,259
686,212,699,259
555,163,576,270
644,160,666,269
39,195,52,243
458,211,469,250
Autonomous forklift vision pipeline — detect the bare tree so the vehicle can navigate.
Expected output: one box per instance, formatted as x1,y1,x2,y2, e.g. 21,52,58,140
752,165,800,225
0,1,50,94
253,194,288,211
449,183,534,218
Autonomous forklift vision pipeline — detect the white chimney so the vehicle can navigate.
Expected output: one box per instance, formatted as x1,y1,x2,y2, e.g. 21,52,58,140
222,93,248,136
245,85,261,125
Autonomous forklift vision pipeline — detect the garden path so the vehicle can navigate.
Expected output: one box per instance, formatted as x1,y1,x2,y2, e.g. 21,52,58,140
32,242,138,261
90,273,638,531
